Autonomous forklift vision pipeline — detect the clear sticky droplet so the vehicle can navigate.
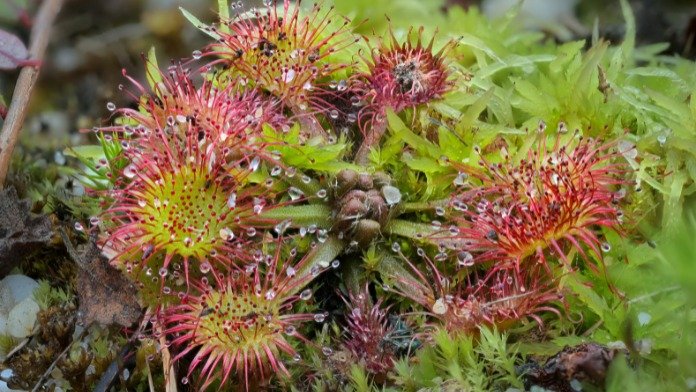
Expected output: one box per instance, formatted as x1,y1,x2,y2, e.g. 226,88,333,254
300,289,312,301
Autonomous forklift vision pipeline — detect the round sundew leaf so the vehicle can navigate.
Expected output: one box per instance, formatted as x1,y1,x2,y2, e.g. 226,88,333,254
0,28,29,70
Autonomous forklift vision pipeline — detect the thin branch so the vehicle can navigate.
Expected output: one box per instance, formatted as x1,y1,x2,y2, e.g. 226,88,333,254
31,328,88,392
0,0,65,187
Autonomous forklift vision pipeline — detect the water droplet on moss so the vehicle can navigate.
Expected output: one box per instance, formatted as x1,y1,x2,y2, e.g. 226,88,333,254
657,134,667,146
300,289,312,301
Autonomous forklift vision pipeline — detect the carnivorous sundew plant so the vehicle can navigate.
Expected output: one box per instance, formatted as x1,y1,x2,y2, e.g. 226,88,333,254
69,0,696,390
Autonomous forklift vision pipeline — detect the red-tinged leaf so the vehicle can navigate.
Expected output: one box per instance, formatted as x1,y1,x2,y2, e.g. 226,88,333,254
0,28,29,70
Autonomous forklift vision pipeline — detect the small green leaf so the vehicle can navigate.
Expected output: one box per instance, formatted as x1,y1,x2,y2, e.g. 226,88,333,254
619,0,636,61
460,88,494,130
217,0,231,34
145,46,162,91
180,7,220,40
561,274,611,320
64,145,106,160
387,109,441,158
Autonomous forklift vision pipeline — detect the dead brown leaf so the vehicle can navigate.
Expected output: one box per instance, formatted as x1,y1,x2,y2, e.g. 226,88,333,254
61,231,141,327
0,187,52,276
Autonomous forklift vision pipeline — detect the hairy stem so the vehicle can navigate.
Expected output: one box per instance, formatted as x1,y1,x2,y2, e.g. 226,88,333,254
396,199,449,214
0,0,65,187
285,168,322,196
354,116,387,165
253,204,333,229
291,234,345,295
384,219,439,241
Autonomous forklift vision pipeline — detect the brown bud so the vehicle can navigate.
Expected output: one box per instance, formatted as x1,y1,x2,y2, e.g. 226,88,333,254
365,190,388,225
353,219,381,247
357,173,374,190
336,169,358,196
340,197,368,219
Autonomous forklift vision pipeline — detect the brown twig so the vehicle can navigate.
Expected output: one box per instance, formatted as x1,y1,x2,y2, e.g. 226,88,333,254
30,328,88,392
0,0,65,187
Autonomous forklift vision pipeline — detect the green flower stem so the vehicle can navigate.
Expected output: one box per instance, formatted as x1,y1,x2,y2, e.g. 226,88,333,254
285,169,322,197
291,234,345,295
397,199,449,214
378,255,423,301
384,219,439,241
342,257,364,295
254,204,333,229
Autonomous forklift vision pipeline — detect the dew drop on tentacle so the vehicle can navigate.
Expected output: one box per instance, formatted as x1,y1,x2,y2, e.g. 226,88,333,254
299,289,312,301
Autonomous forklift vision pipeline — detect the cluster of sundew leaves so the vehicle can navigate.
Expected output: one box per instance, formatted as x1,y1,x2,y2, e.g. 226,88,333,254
68,0,696,389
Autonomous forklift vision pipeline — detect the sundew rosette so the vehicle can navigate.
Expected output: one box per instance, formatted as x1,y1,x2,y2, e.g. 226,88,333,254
352,27,455,161
340,286,398,380
101,74,282,287
392,251,561,336
161,238,331,390
102,66,287,148
204,0,359,127
444,132,628,279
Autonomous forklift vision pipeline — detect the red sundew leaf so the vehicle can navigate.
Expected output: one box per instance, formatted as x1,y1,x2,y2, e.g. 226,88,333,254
0,28,29,70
